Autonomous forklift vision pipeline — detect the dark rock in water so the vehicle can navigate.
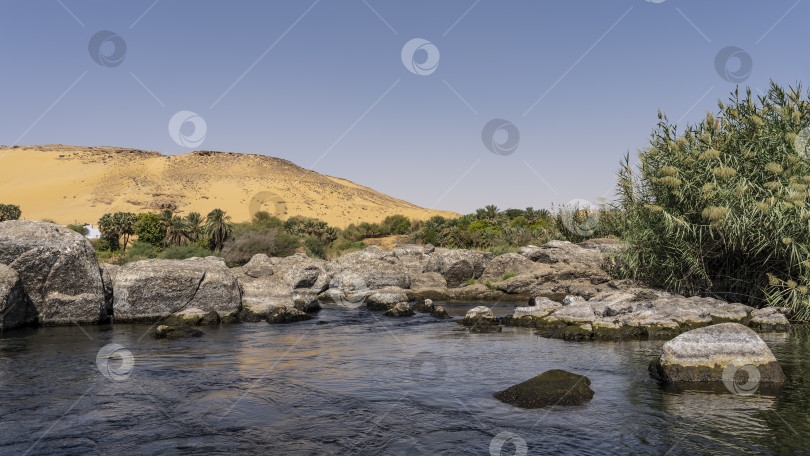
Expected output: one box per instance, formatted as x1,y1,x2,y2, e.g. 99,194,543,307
648,322,786,385
154,325,204,339
200,310,221,325
384,302,414,317
413,298,434,313
494,369,594,408
430,305,451,320
266,306,312,324
316,320,329,325
0,264,37,331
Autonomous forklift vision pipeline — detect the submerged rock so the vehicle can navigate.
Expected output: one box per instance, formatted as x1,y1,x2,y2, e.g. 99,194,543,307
494,370,594,408
413,298,434,313
383,302,414,317
430,305,451,319
154,325,204,339
266,306,311,324
0,221,106,326
648,323,786,385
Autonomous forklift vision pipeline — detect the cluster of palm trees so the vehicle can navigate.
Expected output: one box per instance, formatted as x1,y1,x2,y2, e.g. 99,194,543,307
159,208,233,251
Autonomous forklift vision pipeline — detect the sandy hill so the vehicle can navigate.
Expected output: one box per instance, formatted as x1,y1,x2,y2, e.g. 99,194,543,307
0,145,458,227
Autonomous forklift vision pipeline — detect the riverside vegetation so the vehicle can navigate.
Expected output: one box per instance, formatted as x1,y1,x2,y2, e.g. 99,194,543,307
2,82,809,321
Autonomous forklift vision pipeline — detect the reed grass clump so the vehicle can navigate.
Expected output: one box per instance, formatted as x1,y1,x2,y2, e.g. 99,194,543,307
617,82,810,320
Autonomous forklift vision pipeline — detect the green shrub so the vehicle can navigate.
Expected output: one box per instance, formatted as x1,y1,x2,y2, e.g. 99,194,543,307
617,83,810,319
304,236,326,259
329,237,367,257
126,241,160,261
160,244,216,260
221,229,300,265
464,278,476,286
66,224,89,236
0,204,21,222
502,272,517,280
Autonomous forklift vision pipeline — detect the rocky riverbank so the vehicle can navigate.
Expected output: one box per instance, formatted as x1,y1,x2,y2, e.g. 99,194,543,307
0,220,792,338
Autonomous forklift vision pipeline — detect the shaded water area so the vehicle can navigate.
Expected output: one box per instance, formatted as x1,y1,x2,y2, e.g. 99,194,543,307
1,303,809,455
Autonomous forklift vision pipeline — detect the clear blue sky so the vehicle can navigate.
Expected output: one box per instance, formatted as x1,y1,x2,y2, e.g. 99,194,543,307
1,0,807,214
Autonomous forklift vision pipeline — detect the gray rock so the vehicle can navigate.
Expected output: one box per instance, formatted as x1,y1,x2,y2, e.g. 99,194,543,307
235,253,328,318
494,370,594,408
410,272,447,289
749,307,790,332
480,253,538,282
0,221,106,325
460,305,501,332
328,246,410,290
648,323,786,384
113,257,241,323
425,249,493,287
0,264,36,330
517,245,543,261
292,290,321,312
366,286,409,311
384,302,414,317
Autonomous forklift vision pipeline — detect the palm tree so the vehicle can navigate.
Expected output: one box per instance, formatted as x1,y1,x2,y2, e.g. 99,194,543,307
185,212,202,242
205,209,233,251
484,205,499,219
165,216,189,246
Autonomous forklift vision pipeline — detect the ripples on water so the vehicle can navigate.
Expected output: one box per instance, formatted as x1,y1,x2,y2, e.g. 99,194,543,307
1,303,809,455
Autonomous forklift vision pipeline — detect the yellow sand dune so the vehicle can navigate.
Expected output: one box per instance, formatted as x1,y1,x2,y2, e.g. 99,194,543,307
0,145,458,227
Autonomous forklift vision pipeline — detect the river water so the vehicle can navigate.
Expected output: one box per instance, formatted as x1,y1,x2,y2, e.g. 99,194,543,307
1,303,808,455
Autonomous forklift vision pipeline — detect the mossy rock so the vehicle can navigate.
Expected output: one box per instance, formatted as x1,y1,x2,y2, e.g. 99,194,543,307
494,369,594,408
266,306,312,324
384,302,414,317
154,325,204,339
430,306,451,319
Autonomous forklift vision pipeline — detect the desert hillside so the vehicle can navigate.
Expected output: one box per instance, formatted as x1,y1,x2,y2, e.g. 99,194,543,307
0,145,458,226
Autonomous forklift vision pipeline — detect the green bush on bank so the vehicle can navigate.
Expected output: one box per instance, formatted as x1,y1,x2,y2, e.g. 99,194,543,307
617,82,810,319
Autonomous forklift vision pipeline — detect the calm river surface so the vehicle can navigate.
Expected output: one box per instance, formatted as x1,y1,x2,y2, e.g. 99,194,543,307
1,303,809,455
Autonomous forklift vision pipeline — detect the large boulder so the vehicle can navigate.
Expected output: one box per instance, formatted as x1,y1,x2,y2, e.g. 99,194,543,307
235,253,328,319
327,246,410,290
480,253,538,282
0,221,106,325
648,323,786,384
391,244,431,275
494,370,594,408
0,264,37,330
113,257,241,323
425,249,493,287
